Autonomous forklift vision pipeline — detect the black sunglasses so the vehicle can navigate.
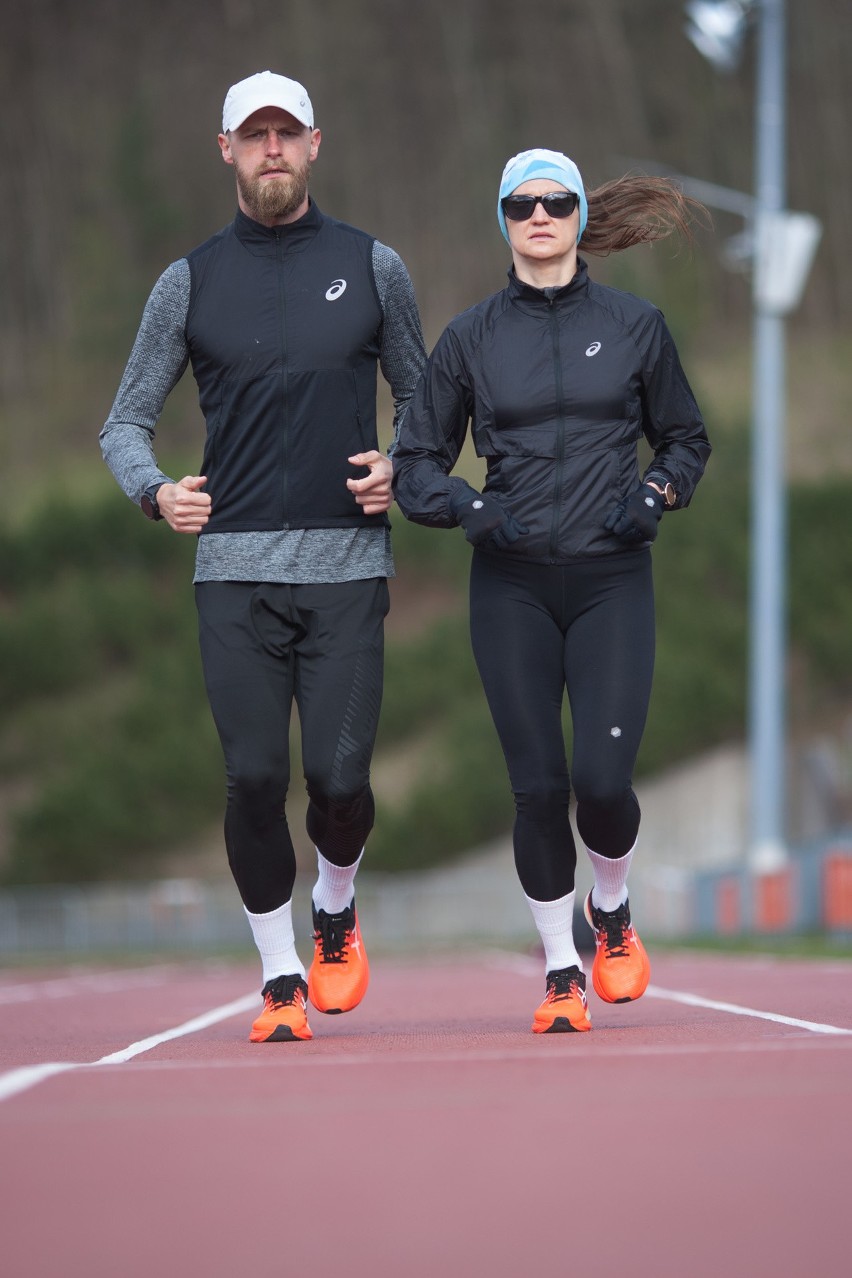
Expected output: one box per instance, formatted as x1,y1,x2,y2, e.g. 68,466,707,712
501,192,579,221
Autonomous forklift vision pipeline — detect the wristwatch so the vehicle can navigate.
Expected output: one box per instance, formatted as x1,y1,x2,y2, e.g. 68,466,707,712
647,480,677,508
140,482,164,521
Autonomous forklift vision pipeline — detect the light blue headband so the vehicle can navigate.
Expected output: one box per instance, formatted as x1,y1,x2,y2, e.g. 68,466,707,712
497,148,588,244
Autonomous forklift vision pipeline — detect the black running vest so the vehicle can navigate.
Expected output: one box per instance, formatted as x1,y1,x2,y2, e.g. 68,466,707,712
186,202,386,533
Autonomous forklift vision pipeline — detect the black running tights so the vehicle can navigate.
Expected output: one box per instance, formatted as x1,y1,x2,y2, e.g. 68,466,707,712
469,549,655,902
195,579,388,914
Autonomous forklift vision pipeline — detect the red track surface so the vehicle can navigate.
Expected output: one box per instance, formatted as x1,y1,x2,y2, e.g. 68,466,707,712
1,950,850,1277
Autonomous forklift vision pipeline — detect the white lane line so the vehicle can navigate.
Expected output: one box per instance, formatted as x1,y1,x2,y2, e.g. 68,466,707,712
486,952,852,1036
0,1062,79,1101
0,992,257,1103
645,984,852,1036
96,993,258,1064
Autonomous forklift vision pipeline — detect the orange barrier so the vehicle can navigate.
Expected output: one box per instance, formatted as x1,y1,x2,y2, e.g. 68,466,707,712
823,852,852,929
754,869,793,932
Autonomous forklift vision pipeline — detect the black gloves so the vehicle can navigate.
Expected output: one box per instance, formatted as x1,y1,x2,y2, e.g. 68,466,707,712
604,484,665,544
449,483,528,551
449,481,664,549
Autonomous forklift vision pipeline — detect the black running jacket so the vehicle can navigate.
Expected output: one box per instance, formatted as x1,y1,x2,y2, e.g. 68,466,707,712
392,261,711,562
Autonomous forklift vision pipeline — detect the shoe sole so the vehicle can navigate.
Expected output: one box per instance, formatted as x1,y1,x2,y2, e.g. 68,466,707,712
591,978,646,1004
250,1017,312,1037
249,1023,312,1043
533,1016,590,1034
308,989,367,1015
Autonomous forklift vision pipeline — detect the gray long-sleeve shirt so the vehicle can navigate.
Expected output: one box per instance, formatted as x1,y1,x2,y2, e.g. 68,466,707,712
100,237,425,583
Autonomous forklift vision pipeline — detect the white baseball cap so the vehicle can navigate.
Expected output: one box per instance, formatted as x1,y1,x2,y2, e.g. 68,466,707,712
222,71,314,133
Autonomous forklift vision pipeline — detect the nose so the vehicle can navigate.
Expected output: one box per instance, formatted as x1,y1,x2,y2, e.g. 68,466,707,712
264,128,283,156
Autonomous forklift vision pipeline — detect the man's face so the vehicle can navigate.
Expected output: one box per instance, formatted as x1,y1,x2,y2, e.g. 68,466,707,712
218,108,321,226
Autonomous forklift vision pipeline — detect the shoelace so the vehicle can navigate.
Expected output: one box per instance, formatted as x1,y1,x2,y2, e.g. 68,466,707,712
314,908,354,965
262,974,305,1009
547,967,583,1003
595,902,632,959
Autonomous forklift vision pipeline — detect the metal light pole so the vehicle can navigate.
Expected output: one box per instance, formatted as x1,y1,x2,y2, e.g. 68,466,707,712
685,0,816,871
748,0,788,870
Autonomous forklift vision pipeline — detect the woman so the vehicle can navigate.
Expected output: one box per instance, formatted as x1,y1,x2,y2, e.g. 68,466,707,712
392,149,711,1034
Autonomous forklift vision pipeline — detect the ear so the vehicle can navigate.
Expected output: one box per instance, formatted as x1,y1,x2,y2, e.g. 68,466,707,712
218,132,234,167
309,128,322,163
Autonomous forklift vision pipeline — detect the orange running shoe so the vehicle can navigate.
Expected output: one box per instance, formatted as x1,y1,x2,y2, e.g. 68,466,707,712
249,975,312,1042
583,892,650,1004
532,965,592,1033
308,899,369,1014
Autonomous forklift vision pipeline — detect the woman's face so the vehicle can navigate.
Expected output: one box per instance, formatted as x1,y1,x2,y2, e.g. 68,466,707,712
505,179,580,271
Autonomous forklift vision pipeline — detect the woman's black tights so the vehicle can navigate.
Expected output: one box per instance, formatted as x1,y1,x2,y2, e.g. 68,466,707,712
469,549,655,902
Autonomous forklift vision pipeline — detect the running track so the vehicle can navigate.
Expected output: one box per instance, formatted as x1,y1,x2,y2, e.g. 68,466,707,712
1,950,850,1277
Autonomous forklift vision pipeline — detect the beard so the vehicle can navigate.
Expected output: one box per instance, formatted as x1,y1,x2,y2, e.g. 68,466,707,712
235,156,311,223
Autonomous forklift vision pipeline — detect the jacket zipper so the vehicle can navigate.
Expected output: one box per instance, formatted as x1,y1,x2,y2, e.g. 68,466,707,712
548,298,566,562
276,229,289,529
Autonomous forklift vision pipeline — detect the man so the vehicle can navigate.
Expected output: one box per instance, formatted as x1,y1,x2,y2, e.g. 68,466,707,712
101,71,426,1042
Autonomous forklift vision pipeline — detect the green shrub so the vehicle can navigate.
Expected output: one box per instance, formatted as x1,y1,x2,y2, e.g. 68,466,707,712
0,486,187,593
5,640,222,884
788,481,852,691
379,612,476,743
370,695,514,871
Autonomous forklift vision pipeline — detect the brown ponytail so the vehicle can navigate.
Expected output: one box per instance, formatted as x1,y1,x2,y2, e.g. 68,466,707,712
581,176,710,256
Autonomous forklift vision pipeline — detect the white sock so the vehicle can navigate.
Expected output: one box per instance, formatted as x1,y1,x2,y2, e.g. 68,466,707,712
524,890,583,973
585,839,637,913
312,847,363,916
244,900,305,984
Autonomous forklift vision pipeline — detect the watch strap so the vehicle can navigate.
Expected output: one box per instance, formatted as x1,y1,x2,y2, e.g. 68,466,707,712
141,482,164,521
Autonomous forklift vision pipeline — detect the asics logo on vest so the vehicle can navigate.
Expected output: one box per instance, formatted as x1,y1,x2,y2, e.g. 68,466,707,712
585,341,602,357
325,279,347,301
